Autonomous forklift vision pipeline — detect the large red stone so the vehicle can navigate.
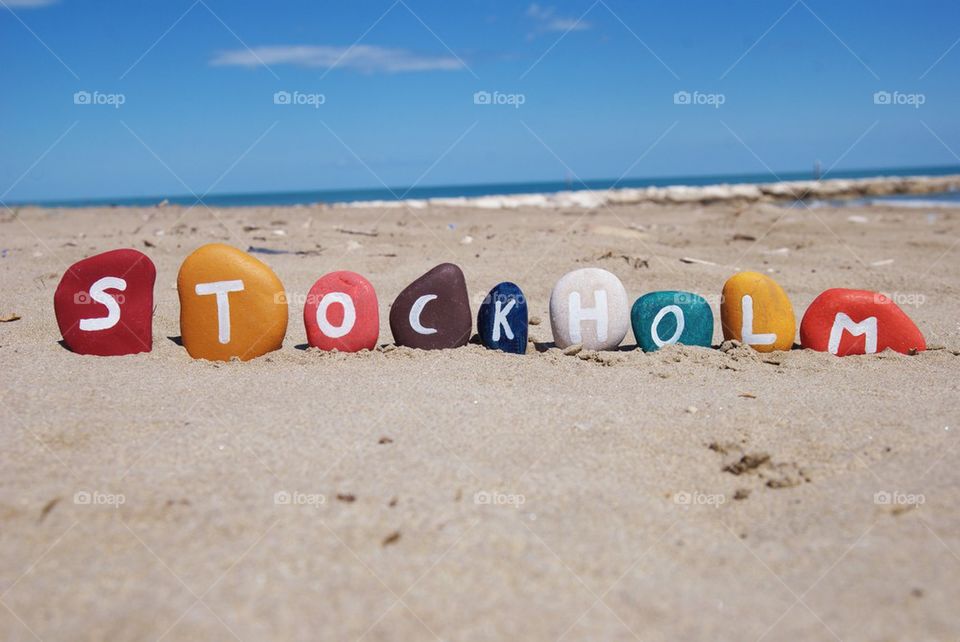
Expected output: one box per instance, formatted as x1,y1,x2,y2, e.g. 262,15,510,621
303,271,379,352
54,249,156,356
800,288,925,356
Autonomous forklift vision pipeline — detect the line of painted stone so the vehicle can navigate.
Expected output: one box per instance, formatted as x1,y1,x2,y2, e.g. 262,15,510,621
52,247,928,360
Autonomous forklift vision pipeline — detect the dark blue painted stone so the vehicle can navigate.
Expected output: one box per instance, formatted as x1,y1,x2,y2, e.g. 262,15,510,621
477,282,528,354
631,291,713,352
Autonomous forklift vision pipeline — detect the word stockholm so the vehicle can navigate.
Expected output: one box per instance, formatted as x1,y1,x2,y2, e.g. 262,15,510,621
53,244,927,361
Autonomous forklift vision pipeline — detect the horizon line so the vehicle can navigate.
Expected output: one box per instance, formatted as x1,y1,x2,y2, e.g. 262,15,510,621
10,162,960,209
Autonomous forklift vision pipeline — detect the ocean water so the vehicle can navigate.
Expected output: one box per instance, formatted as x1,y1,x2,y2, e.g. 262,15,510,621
805,186,960,210
13,164,960,209
857,190,960,207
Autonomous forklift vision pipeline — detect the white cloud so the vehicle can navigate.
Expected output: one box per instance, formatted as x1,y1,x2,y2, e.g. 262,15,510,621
3,0,58,7
210,45,465,73
527,3,592,32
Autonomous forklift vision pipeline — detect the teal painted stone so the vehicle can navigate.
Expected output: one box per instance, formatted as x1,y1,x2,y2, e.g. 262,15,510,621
631,291,713,352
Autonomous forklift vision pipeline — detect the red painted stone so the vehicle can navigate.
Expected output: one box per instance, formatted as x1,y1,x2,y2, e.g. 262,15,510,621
54,249,156,356
800,288,925,356
303,271,379,352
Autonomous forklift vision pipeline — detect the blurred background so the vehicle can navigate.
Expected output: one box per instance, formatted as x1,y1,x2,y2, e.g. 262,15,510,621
2,0,958,204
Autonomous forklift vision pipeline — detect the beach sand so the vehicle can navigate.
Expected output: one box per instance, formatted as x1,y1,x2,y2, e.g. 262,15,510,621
1,198,958,641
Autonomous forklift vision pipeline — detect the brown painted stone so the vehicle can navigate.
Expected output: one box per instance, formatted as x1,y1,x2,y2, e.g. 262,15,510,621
389,263,471,349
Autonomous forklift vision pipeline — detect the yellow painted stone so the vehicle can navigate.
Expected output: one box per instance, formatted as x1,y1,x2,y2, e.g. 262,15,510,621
720,271,795,352
177,243,288,361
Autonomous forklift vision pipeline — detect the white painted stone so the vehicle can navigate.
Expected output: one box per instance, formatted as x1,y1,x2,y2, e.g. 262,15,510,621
549,268,629,351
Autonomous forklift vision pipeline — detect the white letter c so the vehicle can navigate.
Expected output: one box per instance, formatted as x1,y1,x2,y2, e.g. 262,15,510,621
410,295,438,335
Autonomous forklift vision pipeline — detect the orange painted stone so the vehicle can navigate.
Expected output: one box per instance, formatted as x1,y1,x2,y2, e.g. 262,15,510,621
720,271,795,352
800,288,926,356
177,243,288,361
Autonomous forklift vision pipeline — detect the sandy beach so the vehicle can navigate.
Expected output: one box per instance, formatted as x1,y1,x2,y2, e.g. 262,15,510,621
1,194,959,641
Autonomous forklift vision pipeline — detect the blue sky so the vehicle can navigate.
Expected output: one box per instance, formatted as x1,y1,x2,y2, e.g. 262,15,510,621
2,0,959,202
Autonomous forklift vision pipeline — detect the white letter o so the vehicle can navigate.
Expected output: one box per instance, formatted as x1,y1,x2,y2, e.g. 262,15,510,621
651,305,685,348
316,292,356,338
